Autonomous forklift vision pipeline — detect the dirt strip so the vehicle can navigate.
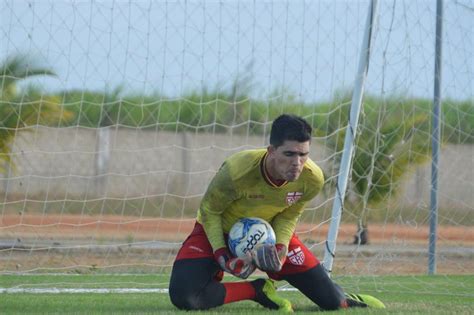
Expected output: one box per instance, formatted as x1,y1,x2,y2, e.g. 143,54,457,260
1,214,472,244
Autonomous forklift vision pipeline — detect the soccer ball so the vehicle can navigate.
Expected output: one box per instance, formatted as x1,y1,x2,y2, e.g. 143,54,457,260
228,217,276,258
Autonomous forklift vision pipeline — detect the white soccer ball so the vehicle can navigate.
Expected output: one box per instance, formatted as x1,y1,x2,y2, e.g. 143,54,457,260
228,217,276,258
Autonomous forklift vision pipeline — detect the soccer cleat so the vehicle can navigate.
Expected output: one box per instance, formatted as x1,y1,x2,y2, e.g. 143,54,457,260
251,279,293,312
345,293,386,309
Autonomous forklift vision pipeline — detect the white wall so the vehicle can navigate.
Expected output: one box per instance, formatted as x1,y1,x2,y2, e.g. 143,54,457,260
1,126,472,212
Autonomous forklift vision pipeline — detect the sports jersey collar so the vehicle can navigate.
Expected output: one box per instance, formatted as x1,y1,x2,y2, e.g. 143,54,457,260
260,152,288,188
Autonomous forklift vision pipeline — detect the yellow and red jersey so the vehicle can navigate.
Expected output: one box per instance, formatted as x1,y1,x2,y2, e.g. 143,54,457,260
196,149,324,251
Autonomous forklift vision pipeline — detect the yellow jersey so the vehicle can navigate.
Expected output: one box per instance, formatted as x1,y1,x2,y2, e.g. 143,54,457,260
196,149,325,251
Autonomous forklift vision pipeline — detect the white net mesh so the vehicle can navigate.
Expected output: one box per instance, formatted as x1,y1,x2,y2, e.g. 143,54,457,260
1,0,472,281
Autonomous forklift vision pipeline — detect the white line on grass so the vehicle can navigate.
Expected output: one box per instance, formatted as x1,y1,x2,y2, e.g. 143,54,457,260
0,288,169,294
0,287,297,294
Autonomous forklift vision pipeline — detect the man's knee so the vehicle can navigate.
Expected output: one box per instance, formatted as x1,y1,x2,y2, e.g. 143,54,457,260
169,282,199,310
169,278,225,310
169,258,225,310
169,259,205,310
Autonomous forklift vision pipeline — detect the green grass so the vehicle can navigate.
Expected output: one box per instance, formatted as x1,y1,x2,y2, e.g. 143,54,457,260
1,274,473,314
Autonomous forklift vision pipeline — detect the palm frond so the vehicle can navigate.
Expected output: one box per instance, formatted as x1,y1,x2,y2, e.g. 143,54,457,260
0,55,56,98
0,54,67,174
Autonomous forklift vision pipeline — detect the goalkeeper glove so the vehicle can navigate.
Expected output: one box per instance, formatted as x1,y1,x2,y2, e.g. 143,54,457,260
251,243,288,272
214,247,256,279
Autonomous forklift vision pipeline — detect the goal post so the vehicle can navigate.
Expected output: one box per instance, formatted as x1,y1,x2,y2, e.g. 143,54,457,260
428,0,443,276
322,0,379,275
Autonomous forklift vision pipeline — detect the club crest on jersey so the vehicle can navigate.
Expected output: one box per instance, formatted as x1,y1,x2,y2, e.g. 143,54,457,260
288,246,305,265
286,192,303,205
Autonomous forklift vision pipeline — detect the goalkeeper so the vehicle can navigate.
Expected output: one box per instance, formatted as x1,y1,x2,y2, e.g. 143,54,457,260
169,114,385,311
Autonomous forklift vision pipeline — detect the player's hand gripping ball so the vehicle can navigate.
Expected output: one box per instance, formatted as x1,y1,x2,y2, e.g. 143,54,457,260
228,217,276,258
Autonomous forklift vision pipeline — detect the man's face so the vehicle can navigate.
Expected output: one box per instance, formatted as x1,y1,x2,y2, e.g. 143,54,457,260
267,140,310,182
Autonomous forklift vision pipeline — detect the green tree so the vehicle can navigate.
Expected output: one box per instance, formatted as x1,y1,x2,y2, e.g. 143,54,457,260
0,55,72,173
316,95,431,243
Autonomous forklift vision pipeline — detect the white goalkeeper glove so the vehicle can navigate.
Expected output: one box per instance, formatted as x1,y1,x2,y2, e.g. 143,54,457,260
214,247,256,279
251,243,288,272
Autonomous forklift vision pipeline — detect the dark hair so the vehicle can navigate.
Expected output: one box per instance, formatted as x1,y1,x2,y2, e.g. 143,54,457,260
269,114,312,147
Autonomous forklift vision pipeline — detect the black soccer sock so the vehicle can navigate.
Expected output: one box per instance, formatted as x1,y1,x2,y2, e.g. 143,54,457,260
282,263,346,310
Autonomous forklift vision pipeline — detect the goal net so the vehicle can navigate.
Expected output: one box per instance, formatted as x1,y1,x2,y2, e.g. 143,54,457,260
1,0,472,287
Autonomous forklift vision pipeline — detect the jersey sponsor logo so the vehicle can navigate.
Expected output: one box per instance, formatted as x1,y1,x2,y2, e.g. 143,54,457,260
288,246,305,265
286,192,303,205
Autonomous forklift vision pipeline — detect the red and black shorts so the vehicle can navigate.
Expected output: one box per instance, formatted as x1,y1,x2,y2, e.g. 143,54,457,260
175,222,320,280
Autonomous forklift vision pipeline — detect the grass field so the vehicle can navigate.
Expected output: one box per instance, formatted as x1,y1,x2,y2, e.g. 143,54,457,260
1,274,473,314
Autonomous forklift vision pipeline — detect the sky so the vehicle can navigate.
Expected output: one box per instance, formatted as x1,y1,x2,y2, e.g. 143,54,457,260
1,0,473,102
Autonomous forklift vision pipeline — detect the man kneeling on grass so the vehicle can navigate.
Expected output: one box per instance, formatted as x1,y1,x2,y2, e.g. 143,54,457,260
168,114,385,311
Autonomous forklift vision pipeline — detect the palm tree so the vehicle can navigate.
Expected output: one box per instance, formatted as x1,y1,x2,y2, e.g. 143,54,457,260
0,54,72,174
316,95,431,244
